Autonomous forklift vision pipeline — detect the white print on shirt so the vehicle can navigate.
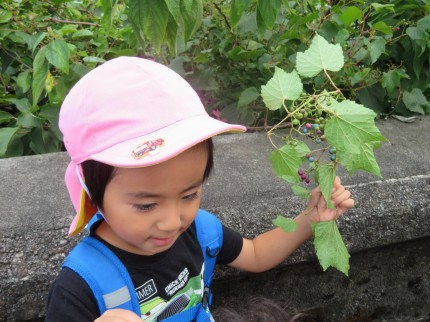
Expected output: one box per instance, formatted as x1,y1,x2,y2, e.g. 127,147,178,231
136,279,157,304
164,267,189,296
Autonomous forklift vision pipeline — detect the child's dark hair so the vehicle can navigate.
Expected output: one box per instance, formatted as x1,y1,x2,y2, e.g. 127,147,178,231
212,297,317,322
82,138,214,210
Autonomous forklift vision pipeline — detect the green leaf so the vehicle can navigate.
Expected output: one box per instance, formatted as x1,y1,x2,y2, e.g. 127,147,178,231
294,140,311,158
370,3,394,13
83,56,106,64
5,98,31,113
0,8,12,23
270,144,302,183
337,141,382,177
291,185,311,200
71,29,94,39
32,32,47,55
339,6,362,27
381,69,409,96
403,88,428,114
231,0,251,28
315,163,336,208
16,113,43,128
0,127,20,157
129,0,170,51
296,34,344,78
238,87,260,108
0,111,14,124
15,71,31,94
39,104,62,141
32,47,49,105
256,0,282,36
45,40,70,74
367,38,386,64
273,215,298,233
29,127,61,154
261,67,303,110
312,221,350,276
165,0,203,41
372,21,392,35
100,0,116,31
324,100,387,155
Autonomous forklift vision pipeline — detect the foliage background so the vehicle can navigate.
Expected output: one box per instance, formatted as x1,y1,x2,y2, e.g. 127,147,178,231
1,0,429,158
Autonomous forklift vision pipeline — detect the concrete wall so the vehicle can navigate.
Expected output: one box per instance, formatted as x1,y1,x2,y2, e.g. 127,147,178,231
1,117,429,322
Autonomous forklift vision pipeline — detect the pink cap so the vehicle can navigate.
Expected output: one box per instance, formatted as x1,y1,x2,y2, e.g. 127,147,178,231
60,56,246,236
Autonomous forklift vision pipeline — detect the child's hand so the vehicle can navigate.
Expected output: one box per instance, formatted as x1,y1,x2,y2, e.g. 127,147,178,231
94,309,141,322
305,176,354,223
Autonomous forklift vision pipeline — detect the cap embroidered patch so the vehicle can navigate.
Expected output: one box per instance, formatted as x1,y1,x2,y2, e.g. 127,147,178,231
132,139,165,159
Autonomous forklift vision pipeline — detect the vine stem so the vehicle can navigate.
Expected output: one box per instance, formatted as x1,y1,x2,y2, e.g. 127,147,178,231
323,69,341,93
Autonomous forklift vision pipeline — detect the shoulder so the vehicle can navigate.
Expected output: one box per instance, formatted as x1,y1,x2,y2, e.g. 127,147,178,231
45,268,99,321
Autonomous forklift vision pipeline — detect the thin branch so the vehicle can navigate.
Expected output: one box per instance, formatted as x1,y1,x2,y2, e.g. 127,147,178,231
47,17,100,27
213,2,231,30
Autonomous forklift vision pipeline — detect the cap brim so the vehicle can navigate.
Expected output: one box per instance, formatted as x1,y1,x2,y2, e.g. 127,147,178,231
89,114,246,167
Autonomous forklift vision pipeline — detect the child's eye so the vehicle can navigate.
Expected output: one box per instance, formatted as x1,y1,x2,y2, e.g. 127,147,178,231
182,192,199,201
134,203,156,212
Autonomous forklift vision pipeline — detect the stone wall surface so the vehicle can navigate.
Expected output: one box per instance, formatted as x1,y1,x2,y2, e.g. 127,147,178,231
0,117,429,321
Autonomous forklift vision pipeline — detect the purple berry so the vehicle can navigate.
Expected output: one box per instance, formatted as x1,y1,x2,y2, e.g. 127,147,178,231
305,153,311,159
301,174,307,180
316,130,322,135
298,168,304,175
305,123,312,129
305,178,311,184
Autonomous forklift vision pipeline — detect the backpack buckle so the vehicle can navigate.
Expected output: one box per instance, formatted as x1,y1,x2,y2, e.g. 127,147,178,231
202,286,210,309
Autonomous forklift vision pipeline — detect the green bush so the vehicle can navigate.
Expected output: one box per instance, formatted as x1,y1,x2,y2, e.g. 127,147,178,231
1,0,429,158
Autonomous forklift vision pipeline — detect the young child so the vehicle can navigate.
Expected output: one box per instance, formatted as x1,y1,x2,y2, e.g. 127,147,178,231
45,57,354,322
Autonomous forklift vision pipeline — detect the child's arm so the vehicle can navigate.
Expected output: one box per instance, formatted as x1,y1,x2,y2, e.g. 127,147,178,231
94,309,141,322
228,176,354,273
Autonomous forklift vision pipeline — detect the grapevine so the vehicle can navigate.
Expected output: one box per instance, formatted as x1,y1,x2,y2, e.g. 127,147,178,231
261,34,387,276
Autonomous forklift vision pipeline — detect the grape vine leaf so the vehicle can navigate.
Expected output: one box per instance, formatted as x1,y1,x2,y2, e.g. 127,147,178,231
273,215,298,232
312,221,350,276
296,34,344,78
315,164,336,208
324,100,388,155
337,141,382,177
261,67,303,110
291,185,310,200
270,144,306,183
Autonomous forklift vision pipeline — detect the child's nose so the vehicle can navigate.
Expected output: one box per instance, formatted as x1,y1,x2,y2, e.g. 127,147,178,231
157,206,182,232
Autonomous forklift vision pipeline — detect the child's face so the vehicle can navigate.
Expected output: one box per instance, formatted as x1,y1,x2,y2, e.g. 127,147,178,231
96,146,208,256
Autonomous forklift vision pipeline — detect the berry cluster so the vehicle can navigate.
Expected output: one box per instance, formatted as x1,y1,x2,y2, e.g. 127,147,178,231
329,146,336,161
298,168,310,184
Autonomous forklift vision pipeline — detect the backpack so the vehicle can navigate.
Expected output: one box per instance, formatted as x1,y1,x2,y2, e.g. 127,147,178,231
63,209,223,322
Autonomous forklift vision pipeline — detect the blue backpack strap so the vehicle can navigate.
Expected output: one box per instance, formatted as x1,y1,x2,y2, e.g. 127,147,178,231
62,236,141,316
194,209,223,318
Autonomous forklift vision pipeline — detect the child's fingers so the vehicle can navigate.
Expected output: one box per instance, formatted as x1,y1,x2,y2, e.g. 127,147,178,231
95,309,142,322
332,176,342,189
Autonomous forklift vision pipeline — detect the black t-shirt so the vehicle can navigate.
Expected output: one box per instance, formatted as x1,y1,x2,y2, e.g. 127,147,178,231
45,222,243,322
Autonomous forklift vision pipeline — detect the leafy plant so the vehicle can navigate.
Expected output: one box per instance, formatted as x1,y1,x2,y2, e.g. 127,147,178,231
261,34,388,276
